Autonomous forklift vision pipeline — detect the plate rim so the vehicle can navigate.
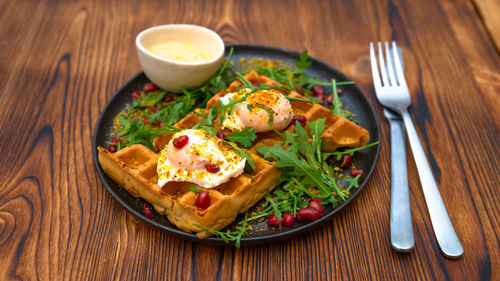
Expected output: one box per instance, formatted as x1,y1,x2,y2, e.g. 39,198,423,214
92,43,381,246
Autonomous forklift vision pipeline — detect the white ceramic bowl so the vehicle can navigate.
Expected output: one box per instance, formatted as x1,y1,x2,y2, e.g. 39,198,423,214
136,24,224,92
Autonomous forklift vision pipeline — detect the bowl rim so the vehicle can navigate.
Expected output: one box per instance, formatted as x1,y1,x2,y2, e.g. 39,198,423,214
135,24,225,66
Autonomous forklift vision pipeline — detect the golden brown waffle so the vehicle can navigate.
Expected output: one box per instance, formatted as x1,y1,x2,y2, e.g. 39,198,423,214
99,72,368,239
154,71,370,152
98,143,280,239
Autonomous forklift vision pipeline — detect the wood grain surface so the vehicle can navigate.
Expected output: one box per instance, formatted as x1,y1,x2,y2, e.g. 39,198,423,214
0,0,499,280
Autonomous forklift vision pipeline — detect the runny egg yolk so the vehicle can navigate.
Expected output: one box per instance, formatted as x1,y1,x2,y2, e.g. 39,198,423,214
220,89,293,132
157,129,246,188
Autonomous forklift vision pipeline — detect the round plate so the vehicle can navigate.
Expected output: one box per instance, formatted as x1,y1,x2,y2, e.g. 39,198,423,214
93,44,380,246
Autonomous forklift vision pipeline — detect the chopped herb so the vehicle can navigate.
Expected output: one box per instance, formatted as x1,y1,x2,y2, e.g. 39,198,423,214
189,186,202,193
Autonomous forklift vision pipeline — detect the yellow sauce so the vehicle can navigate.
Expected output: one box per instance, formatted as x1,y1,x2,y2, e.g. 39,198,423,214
148,41,212,62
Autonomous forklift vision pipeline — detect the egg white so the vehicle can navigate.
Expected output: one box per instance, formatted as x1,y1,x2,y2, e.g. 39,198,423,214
157,129,246,188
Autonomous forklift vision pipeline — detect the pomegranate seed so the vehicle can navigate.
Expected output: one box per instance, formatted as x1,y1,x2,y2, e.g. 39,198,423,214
131,91,141,100
312,85,325,96
310,198,323,204
144,116,150,125
308,201,324,217
352,169,364,176
337,88,343,94
319,95,325,102
111,136,119,143
291,115,307,127
268,214,282,226
294,85,304,95
340,154,352,169
297,207,320,221
327,94,334,104
108,144,117,153
251,81,260,87
150,106,158,113
216,131,226,140
195,192,211,210
205,163,220,173
143,203,153,218
295,212,304,222
159,121,166,128
164,96,174,103
173,135,189,148
282,212,294,227
143,82,159,92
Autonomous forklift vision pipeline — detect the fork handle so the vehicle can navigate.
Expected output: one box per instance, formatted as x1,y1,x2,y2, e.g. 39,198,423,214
387,113,415,252
401,110,464,258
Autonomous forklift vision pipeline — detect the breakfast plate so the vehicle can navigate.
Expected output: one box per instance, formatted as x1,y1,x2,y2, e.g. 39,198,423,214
93,44,380,246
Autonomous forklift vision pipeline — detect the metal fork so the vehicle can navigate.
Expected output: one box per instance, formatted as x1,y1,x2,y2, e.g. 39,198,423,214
370,42,463,258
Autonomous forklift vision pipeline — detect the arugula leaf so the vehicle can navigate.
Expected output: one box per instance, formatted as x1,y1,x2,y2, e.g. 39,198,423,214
226,127,257,148
330,79,346,117
294,50,312,70
322,141,380,161
226,141,256,173
133,91,166,107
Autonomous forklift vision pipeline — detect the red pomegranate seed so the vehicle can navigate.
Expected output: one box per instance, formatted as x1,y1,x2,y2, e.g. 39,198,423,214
150,106,158,113
205,163,220,173
297,207,320,221
352,169,364,176
251,81,260,87
172,135,189,148
308,201,324,217
143,203,154,218
310,198,323,204
268,214,282,226
327,94,334,104
291,115,307,127
295,212,304,222
111,136,119,143
216,131,226,140
340,154,352,169
312,85,325,96
337,88,343,94
195,192,211,210
131,91,141,100
159,121,166,128
164,96,174,103
282,212,294,227
108,144,117,153
143,82,159,92
144,116,150,125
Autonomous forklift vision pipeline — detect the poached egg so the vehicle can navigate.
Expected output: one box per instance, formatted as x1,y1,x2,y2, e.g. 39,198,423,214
220,88,293,132
157,129,246,188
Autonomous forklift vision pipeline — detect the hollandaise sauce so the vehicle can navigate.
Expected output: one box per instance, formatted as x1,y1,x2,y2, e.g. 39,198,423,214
148,41,212,63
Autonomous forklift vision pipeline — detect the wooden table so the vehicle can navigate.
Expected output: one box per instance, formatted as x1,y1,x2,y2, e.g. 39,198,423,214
1,0,498,280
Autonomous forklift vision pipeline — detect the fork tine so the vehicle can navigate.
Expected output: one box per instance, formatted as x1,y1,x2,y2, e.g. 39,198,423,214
384,42,397,86
370,42,382,89
392,41,407,86
377,42,389,87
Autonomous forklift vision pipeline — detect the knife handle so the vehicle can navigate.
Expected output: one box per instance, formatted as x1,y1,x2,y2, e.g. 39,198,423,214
386,110,415,252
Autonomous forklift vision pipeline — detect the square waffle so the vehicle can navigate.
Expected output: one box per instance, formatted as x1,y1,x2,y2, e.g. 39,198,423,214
153,71,370,153
98,144,280,238
99,71,369,239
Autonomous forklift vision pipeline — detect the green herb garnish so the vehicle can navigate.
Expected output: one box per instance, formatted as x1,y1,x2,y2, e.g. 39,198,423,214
226,127,257,148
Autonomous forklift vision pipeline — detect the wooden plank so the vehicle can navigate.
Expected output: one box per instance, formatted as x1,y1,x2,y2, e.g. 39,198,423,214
472,0,500,53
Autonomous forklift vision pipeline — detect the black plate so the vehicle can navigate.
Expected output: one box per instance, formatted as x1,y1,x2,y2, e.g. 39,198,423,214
93,44,380,246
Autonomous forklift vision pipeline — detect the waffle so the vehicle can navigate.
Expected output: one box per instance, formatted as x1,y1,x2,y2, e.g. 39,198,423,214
154,71,370,152
99,71,369,239
98,144,280,238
